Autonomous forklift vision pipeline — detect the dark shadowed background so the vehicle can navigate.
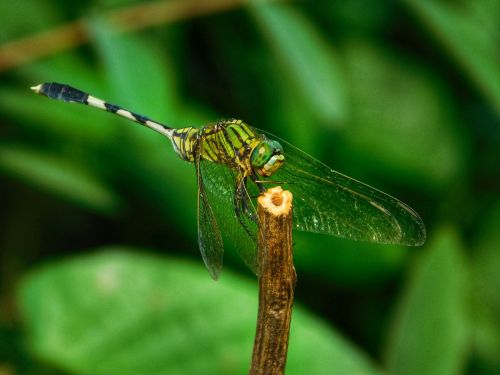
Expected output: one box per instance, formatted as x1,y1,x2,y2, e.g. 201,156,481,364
0,0,499,374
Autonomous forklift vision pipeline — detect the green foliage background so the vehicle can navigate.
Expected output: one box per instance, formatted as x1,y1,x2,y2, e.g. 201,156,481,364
0,0,499,374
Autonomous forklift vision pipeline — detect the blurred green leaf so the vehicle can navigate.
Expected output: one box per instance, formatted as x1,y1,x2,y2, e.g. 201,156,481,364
320,0,393,34
340,40,467,190
250,3,348,127
0,144,121,214
267,70,323,155
385,226,469,375
88,19,198,232
294,231,407,287
0,326,66,375
471,201,500,370
0,1,62,43
406,0,500,116
89,18,178,119
18,249,383,375
0,85,116,144
22,53,105,93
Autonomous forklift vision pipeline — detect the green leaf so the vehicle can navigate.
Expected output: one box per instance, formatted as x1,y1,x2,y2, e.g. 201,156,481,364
1,56,118,146
322,1,394,34
88,19,197,232
471,201,500,370
0,84,116,144
293,231,407,287
0,1,62,43
339,40,467,190
0,325,66,375
385,226,469,375
89,18,178,119
268,68,324,156
405,0,500,116
250,3,348,127
0,144,121,214
18,249,383,375
23,53,105,94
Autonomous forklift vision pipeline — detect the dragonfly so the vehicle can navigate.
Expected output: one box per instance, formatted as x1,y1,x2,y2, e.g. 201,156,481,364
31,82,426,280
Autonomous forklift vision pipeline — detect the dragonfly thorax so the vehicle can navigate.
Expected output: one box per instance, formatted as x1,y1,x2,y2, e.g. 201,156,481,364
250,140,285,177
170,120,285,178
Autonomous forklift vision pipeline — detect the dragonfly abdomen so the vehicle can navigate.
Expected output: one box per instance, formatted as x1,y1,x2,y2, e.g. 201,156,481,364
170,127,200,162
31,82,174,139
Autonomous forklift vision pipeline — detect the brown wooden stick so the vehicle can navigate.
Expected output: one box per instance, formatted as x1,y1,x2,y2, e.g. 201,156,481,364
250,186,296,375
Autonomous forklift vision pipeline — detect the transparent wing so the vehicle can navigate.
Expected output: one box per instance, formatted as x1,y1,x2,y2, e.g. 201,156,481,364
199,159,260,274
196,155,224,280
254,128,426,246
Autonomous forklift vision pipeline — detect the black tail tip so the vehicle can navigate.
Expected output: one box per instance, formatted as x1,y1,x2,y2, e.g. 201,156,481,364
30,82,88,103
30,83,45,95
30,82,61,98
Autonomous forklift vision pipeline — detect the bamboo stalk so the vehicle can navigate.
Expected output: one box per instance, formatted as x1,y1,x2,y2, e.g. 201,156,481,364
250,186,296,375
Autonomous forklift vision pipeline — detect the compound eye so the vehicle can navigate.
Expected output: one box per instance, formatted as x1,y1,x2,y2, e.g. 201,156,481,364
250,140,285,176
251,142,274,168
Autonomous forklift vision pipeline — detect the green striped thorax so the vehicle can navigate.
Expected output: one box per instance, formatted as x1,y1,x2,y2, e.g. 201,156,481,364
250,139,285,177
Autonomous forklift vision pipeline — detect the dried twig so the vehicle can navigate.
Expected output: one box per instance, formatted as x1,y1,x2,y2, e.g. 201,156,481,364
0,0,286,73
250,186,296,375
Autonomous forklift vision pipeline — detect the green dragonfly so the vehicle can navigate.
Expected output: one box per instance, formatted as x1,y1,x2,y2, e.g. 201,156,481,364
32,82,426,280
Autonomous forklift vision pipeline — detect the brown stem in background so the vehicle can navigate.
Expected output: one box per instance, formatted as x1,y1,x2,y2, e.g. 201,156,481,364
250,186,296,375
0,0,286,73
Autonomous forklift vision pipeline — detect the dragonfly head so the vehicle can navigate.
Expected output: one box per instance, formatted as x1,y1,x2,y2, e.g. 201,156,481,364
250,140,285,177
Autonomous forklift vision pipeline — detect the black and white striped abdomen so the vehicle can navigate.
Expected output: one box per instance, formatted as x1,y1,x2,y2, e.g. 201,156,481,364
31,82,174,139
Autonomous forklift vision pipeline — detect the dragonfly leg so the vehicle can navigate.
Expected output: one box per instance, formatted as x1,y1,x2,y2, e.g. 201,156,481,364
234,200,257,237
250,172,289,190
254,179,290,185
235,178,258,225
250,173,266,194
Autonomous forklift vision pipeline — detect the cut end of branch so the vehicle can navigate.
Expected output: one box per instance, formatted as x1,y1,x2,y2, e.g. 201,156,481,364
252,185,294,374
258,186,293,216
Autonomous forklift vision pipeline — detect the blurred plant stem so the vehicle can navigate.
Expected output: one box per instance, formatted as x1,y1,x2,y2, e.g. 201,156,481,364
0,0,286,73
